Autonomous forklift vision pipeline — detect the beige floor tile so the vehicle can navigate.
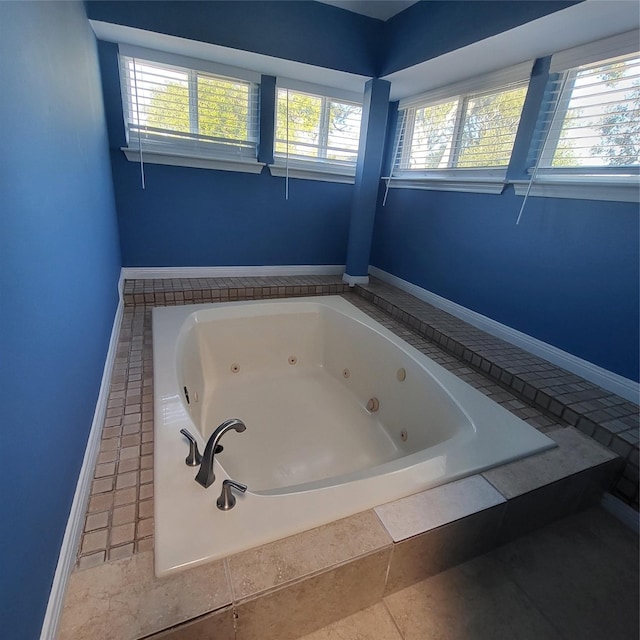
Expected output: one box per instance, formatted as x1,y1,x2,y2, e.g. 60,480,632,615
58,551,231,640
492,507,639,640
385,555,563,640
294,603,403,640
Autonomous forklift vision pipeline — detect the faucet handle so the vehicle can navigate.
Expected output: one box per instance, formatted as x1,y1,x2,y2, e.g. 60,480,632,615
180,428,202,467
216,479,247,511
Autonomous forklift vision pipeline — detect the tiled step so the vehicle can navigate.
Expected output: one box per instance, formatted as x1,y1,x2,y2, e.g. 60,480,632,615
355,278,639,508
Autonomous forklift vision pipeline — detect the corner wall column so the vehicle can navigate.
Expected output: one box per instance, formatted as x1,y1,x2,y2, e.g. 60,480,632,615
343,78,390,286
258,75,276,165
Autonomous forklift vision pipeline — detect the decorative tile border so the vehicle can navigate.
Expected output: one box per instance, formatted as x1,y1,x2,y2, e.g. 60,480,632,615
77,307,155,570
122,275,350,307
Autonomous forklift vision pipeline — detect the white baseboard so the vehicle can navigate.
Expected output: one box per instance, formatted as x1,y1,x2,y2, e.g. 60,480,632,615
342,273,370,286
40,278,124,640
600,493,640,534
368,267,639,403
121,265,345,279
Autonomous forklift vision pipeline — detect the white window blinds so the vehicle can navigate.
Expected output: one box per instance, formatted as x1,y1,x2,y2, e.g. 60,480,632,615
534,37,640,171
392,63,531,174
119,53,260,162
274,88,362,169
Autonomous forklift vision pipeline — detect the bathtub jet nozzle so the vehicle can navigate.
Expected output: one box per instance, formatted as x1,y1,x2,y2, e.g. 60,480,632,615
195,418,246,489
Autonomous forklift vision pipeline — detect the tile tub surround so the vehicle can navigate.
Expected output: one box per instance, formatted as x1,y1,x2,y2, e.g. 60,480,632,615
60,274,634,639
59,427,619,640
121,275,351,307
355,278,639,509
294,506,639,640
79,306,155,570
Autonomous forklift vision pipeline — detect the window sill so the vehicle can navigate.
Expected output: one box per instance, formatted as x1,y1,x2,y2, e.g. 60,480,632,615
269,163,356,184
122,148,265,174
511,178,639,203
382,175,506,195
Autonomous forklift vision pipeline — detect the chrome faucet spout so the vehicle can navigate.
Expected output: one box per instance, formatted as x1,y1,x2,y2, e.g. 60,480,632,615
195,418,246,488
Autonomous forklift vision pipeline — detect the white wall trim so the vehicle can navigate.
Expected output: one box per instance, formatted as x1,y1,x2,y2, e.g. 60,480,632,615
343,273,370,286
512,179,639,203
40,275,125,640
122,148,265,174
368,266,639,403
121,265,345,279
269,164,356,184
383,176,506,195
601,492,640,534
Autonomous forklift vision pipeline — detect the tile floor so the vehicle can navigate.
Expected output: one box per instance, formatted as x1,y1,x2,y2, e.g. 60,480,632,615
296,507,639,640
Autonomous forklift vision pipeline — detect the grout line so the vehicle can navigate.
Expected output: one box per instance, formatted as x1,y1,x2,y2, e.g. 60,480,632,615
381,598,408,640
383,542,394,597
232,546,392,607
222,558,240,640
489,551,571,640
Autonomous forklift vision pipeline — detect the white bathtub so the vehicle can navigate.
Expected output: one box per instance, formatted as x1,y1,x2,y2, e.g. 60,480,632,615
153,296,554,576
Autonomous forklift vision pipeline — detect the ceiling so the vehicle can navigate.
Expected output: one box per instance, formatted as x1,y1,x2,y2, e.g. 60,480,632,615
315,0,418,21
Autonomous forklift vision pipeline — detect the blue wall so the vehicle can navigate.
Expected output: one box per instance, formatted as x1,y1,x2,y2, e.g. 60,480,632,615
0,2,635,638
91,0,637,379
381,1,581,75
371,188,639,381
0,3,121,638
371,44,639,382
95,15,355,268
86,0,383,77
111,153,352,267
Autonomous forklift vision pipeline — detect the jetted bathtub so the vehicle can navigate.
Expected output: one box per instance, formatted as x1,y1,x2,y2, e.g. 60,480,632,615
153,296,554,575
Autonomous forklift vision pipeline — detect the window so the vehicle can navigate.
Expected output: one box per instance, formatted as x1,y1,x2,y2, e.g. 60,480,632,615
271,85,362,183
396,84,527,171
536,52,639,172
119,48,261,172
517,30,639,202
389,64,530,193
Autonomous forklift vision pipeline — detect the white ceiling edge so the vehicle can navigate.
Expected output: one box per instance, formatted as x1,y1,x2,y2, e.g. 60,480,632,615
383,0,640,101
315,0,417,21
90,20,369,95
